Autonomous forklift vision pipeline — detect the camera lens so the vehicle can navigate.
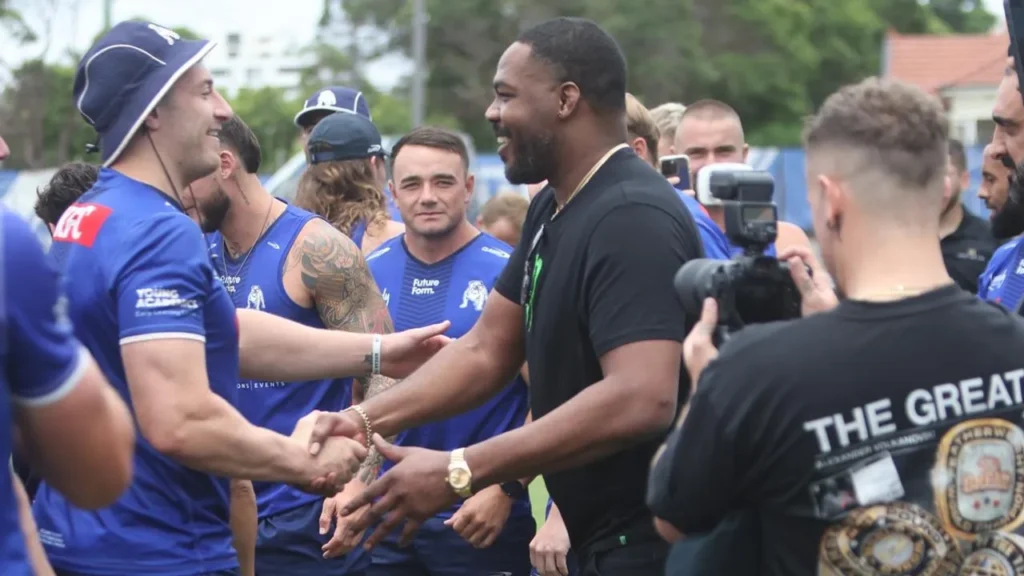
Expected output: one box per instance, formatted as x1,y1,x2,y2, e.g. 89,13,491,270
674,259,724,317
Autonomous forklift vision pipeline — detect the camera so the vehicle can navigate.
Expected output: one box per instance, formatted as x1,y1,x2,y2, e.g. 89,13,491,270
674,165,802,344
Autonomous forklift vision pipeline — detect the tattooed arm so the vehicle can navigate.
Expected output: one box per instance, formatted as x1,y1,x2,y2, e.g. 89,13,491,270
293,219,399,483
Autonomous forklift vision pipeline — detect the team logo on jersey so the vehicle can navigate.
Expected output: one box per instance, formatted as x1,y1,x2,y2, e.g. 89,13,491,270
817,502,961,576
460,280,488,311
381,288,390,307
246,285,266,310
933,419,1024,540
960,532,1024,575
52,203,113,248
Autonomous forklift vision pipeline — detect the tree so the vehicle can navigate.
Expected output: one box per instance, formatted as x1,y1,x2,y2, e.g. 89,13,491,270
228,86,303,172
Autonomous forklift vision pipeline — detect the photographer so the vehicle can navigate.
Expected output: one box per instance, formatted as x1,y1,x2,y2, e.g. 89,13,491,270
650,78,1024,573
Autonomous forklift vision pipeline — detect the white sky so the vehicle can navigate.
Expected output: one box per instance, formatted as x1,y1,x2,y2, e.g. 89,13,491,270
0,0,408,89
0,0,1012,91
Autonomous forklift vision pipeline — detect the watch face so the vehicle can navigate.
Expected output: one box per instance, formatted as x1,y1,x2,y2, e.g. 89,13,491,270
449,468,471,489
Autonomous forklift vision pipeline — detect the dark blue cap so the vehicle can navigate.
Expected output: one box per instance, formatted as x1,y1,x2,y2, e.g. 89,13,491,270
294,86,371,128
73,21,217,167
307,112,386,165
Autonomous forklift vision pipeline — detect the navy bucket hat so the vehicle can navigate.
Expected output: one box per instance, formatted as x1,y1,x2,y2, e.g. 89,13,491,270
73,21,217,167
294,86,371,128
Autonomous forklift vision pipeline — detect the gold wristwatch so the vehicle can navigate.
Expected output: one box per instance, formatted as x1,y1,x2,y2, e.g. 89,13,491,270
446,448,474,498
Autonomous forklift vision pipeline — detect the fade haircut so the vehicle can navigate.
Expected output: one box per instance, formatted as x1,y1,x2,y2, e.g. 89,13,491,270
391,126,470,172
517,17,627,114
217,115,262,174
625,93,660,165
948,138,967,175
35,162,99,226
803,77,949,216
679,99,744,136
650,102,686,143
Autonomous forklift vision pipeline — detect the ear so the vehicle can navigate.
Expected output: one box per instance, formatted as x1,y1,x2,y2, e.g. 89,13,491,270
629,136,648,164
557,82,582,119
818,174,846,227
144,107,161,131
464,173,476,207
959,170,970,192
475,215,485,228
220,151,234,179
741,143,750,163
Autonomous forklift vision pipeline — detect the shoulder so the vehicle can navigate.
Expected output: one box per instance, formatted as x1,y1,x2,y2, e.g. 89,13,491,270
986,237,1022,272
366,234,404,265
2,208,38,247
472,233,513,263
296,217,361,253
776,221,811,252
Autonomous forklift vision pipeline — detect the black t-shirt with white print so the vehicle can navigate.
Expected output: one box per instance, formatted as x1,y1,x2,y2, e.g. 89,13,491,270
651,285,1024,574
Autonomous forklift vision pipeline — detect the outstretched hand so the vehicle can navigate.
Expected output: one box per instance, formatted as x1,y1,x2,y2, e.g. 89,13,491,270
380,321,452,379
339,435,458,550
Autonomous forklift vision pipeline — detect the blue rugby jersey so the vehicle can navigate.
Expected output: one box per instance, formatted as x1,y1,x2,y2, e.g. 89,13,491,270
34,168,241,575
366,232,531,517
0,208,88,576
206,204,355,518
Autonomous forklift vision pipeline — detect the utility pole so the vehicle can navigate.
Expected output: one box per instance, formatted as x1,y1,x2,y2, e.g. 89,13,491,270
103,0,112,30
410,0,427,127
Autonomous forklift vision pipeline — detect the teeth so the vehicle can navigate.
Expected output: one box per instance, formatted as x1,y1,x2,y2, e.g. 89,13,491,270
497,137,509,146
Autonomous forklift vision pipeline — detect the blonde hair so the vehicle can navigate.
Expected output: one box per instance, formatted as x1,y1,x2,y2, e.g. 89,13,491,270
294,159,388,237
649,102,687,142
479,192,529,231
625,93,660,164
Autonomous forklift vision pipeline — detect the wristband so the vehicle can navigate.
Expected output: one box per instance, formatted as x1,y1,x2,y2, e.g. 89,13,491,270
371,334,382,375
345,405,373,450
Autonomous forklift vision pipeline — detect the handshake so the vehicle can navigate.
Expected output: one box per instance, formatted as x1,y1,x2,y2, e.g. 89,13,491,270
288,409,368,496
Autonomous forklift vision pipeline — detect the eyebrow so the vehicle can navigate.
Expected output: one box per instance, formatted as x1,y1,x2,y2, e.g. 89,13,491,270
400,172,458,184
993,114,1020,128
493,80,514,92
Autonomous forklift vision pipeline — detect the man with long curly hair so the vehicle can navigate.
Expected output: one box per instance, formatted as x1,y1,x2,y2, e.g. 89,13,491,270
295,112,405,255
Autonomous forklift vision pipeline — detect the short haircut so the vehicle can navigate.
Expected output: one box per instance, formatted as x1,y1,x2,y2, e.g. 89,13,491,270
479,192,529,231
803,77,949,207
35,162,99,226
625,93,660,164
517,17,627,114
680,99,742,124
391,126,469,171
650,102,686,143
948,138,967,175
218,116,262,174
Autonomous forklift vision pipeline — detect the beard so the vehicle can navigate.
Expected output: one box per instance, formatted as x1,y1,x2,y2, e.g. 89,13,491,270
503,130,558,185
194,187,231,233
992,197,1024,240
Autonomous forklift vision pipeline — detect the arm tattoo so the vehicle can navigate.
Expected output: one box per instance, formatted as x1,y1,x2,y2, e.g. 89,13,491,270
289,220,398,484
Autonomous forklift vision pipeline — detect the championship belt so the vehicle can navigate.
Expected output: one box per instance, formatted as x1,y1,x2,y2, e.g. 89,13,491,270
933,419,1024,541
958,532,1024,575
818,502,962,576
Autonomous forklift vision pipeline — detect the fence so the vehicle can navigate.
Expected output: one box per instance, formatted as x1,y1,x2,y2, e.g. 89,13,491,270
0,147,993,246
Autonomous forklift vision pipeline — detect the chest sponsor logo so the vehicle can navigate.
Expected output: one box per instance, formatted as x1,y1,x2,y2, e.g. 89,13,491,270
957,247,987,263
411,278,440,296
460,280,488,312
1016,258,1024,275
246,285,265,310
52,203,112,248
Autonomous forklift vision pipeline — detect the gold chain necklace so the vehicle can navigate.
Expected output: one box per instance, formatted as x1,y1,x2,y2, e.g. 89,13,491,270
552,144,629,219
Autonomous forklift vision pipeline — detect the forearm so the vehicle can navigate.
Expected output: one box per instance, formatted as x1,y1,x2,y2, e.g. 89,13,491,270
361,335,521,438
465,377,675,488
237,309,371,381
518,410,536,487
230,479,257,576
159,393,318,485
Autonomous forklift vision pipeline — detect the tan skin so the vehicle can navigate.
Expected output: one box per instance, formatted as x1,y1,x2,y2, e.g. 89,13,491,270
992,62,1024,164
301,41,681,550
977,144,1012,217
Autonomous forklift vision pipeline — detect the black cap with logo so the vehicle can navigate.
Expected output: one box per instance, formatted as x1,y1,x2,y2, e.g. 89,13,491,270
306,111,387,165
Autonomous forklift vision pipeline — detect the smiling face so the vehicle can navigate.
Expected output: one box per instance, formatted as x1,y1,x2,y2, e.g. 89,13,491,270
484,42,561,185
148,63,233,184
390,144,474,239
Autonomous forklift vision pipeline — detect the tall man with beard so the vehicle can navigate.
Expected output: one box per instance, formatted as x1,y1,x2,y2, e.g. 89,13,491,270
185,115,393,576
939,139,996,293
308,17,703,576
976,55,1024,308
36,21,447,576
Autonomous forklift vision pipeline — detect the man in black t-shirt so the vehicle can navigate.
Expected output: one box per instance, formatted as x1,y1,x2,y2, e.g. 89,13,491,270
940,139,997,293
311,17,703,576
650,77,1024,574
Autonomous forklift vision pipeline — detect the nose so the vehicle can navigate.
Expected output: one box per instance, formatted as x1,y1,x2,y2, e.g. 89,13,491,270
485,100,499,123
0,135,9,162
213,89,233,122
